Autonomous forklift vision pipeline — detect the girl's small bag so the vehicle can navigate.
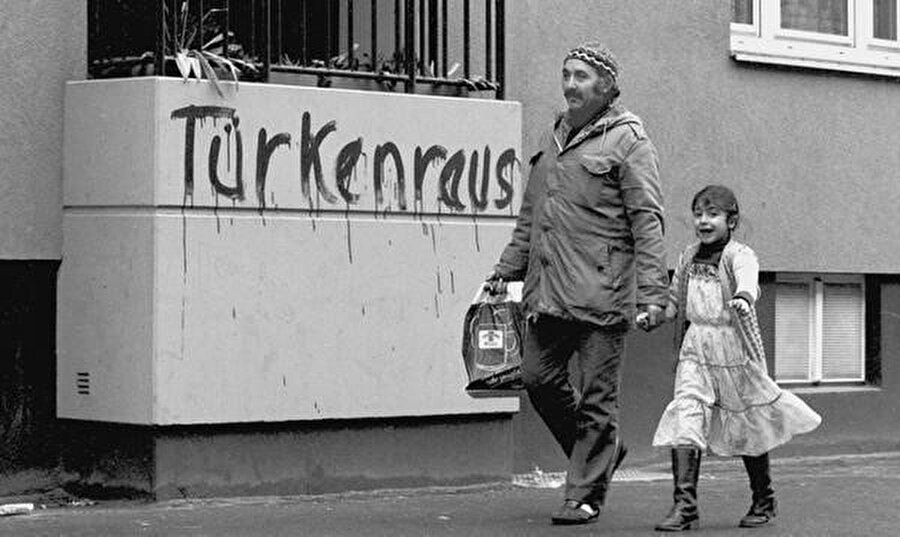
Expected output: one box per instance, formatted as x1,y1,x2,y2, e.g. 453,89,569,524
461,282,525,393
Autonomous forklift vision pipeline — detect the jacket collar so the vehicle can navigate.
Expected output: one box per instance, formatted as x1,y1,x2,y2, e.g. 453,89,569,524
552,100,637,154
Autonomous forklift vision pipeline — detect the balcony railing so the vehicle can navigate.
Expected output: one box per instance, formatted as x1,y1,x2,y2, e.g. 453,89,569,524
88,0,506,98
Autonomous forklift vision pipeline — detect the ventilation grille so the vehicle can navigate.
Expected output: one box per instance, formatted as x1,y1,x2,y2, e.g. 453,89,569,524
76,372,91,395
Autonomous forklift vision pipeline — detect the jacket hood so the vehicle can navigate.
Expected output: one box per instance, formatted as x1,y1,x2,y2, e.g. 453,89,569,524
555,100,642,151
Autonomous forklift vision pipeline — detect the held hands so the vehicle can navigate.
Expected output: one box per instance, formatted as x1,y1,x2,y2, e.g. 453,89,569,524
635,304,664,332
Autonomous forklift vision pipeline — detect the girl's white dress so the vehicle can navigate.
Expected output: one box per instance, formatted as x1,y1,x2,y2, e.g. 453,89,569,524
652,241,821,456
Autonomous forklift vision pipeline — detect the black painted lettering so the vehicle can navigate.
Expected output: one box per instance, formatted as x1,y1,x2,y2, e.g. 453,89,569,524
415,145,448,209
494,148,517,210
335,138,363,204
374,142,407,211
208,135,244,200
467,147,491,212
171,105,236,199
301,112,338,205
439,150,467,212
255,128,292,209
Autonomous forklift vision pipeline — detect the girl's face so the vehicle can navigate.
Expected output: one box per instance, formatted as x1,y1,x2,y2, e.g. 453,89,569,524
693,204,734,244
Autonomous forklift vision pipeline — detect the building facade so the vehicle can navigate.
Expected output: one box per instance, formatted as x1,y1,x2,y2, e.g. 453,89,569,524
2,1,899,497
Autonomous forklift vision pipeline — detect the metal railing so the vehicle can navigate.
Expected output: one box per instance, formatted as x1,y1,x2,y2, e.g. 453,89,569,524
88,0,506,99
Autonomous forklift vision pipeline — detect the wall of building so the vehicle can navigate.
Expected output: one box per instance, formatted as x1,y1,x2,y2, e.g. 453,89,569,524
0,1,84,259
0,2,83,473
506,0,900,273
506,0,900,472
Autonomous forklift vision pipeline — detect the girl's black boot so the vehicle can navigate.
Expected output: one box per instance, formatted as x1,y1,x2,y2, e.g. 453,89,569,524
739,453,777,528
654,446,701,532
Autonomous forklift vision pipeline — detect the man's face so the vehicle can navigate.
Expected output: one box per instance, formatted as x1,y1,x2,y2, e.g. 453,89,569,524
561,58,610,116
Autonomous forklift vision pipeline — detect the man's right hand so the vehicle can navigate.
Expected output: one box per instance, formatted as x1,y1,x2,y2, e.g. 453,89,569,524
483,271,507,295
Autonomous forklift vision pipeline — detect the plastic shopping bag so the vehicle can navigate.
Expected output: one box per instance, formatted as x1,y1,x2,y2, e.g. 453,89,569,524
461,282,525,392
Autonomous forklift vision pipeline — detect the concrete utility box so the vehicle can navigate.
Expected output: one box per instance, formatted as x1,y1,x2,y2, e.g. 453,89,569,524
60,77,522,426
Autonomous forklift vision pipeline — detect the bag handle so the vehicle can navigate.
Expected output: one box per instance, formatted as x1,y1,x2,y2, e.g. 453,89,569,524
471,281,523,305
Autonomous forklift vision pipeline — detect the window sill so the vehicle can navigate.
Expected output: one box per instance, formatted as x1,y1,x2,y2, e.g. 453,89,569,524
785,385,880,395
731,35,900,78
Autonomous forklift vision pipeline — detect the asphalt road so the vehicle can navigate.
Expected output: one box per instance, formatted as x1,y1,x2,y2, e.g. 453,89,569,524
2,452,899,536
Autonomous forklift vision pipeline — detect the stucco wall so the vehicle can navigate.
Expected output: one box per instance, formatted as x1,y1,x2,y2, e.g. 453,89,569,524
507,0,900,471
0,1,84,259
506,0,900,274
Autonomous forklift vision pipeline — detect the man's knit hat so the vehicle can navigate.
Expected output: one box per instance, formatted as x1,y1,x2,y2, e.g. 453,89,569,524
565,41,620,82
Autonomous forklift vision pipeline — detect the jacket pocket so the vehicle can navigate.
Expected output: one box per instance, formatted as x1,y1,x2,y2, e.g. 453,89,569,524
578,155,618,181
569,238,626,312
569,155,621,208
592,242,633,313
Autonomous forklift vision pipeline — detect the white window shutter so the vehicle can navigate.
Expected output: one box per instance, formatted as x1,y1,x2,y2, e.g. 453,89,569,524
775,282,812,381
822,282,865,381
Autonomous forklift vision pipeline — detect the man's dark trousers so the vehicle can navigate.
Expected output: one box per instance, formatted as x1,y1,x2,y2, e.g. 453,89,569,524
521,314,627,506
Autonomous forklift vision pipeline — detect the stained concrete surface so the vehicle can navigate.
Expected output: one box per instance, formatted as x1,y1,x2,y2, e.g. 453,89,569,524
2,451,899,536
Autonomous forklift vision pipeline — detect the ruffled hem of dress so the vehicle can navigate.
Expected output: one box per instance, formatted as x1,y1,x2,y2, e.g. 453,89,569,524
652,390,821,456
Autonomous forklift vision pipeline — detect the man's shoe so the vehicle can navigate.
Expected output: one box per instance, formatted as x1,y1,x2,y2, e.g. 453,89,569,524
550,500,600,525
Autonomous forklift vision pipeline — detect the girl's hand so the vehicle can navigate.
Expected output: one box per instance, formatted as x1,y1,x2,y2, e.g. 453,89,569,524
665,302,677,321
635,304,664,331
728,297,751,316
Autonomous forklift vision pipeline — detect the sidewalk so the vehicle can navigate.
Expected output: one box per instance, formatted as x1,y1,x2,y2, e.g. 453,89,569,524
2,451,899,536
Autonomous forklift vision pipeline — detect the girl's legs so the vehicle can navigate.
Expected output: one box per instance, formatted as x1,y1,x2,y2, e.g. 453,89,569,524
739,453,777,527
654,445,701,532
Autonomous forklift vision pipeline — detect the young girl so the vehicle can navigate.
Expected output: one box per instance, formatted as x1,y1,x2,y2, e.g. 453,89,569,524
650,185,821,532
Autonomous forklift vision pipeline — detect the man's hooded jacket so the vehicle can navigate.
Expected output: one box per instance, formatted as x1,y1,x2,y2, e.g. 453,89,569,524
495,101,669,327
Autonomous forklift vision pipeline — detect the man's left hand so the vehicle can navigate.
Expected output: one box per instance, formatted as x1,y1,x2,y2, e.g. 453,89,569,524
635,304,664,332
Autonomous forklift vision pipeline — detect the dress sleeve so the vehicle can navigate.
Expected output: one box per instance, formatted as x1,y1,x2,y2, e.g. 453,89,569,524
731,245,760,305
666,249,686,321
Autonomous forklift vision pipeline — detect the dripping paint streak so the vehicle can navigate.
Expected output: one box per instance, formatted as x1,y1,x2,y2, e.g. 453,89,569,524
472,215,481,252
450,270,456,294
434,293,441,318
435,268,443,294
345,214,354,264
214,193,221,234
181,204,188,277
180,294,186,360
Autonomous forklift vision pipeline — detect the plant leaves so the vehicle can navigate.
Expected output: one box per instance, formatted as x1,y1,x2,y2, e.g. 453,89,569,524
195,52,225,98
203,51,240,92
174,51,192,80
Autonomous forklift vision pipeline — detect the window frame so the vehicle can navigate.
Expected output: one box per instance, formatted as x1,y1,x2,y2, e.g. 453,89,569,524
868,0,900,49
774,272,866,385
731,0,900,77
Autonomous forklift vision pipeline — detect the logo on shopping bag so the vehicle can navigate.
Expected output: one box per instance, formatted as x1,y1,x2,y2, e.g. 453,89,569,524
478,329,504,349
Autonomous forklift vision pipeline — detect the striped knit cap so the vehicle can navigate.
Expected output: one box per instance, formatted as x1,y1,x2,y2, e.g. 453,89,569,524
565,42,620,82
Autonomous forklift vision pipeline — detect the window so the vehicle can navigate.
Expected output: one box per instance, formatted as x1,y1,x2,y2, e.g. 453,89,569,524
731,0,900,77
774,274,865,384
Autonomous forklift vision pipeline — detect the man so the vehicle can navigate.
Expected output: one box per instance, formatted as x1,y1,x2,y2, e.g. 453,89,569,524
487,42,668,525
